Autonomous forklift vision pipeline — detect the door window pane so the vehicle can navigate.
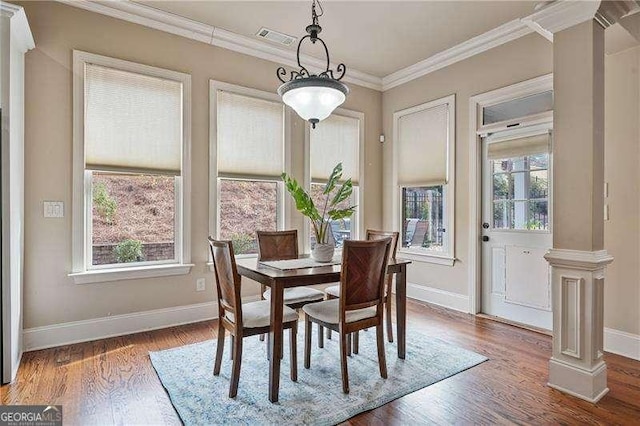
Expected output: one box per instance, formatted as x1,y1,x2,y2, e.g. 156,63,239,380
491,153,549,231
91,172,175,266
218,179,278,255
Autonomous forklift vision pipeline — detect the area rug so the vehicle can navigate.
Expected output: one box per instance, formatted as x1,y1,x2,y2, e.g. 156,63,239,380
149,327,487,425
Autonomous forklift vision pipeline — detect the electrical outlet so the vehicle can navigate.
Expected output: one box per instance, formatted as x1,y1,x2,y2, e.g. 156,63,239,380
196,278,206,292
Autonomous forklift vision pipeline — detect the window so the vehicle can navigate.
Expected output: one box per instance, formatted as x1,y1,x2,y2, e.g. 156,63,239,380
393,94,455,264
488,133,550,231
482,90,553,126
71,51,192,283
210,82,288,255
307,111,363,250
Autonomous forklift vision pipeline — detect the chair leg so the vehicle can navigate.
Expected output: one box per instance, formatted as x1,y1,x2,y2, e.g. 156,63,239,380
318,324,324,348
327,328,332,340
266,333,270,360
340,331,350,394
230,335,234,360
346,333,352,356
386,298,394,343
259,285,266,341
376,324,388,379
290,323,298,382
213,323,225,376
229,333,243,398
304,315,312,369
353,331,359,354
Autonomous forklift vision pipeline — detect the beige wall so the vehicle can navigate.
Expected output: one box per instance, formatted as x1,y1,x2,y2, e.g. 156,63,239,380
382,34,553,296
604,46,640,335
382,31,640,336
19,1,382,328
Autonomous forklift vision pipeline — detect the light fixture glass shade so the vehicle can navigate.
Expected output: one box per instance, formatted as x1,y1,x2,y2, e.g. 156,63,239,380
278,77,349,125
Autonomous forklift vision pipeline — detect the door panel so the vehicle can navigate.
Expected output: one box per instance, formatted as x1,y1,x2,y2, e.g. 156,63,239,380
481,129,552,330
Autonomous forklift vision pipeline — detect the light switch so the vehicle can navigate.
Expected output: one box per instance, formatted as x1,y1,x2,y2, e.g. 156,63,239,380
44,201,64,218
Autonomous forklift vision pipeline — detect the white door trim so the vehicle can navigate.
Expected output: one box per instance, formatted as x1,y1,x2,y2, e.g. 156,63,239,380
468,73,553,314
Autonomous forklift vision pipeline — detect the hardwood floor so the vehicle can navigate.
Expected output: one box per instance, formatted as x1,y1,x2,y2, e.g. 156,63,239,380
2,300,639,424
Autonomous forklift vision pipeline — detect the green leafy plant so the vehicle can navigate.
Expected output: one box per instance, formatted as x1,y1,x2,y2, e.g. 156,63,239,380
114,239,144,263
93,182,117,224
282,163,356,245
231,233,254,255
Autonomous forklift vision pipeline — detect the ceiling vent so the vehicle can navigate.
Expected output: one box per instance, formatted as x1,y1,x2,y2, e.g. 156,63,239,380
256,27,297,47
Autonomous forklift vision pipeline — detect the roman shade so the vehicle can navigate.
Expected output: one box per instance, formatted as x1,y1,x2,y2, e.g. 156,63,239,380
84,63,183,175
310,114,360,184
397,104,449,186
487,133,550,160
217,90,284,178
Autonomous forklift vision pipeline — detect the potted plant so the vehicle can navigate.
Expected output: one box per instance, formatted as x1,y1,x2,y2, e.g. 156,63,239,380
282,163,356,262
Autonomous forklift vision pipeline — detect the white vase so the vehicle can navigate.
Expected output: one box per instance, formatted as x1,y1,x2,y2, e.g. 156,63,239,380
311,243,335,263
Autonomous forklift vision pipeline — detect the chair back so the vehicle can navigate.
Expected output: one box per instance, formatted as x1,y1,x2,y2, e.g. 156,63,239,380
366,229,399,260
340,238,391,314
208,237,242,323
256,230,299,261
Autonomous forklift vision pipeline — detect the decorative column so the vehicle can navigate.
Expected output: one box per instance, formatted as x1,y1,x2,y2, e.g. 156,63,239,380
544,18,613,403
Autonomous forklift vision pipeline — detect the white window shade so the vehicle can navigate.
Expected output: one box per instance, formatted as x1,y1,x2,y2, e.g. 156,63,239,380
84,64,183,175
487,133,550,160
310,114,360,184
397,104,449,186
217,91,284,178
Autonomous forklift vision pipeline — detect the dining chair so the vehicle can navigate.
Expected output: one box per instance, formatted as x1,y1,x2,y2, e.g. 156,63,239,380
257,230,326,347
208,237,299,398
302,238,392,394
324,230,399,350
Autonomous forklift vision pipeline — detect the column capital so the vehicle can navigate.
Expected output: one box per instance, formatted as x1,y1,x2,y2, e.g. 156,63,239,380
544,249,613,270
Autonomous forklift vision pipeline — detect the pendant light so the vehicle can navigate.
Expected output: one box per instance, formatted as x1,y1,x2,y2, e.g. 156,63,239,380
276,0,349,128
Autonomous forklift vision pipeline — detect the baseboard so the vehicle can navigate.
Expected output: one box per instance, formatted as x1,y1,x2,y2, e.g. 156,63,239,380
604,327,640,361
406,283,470,313
23,296,261,352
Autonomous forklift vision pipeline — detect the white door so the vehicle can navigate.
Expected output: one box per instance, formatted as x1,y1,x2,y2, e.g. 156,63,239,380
481,128,553,330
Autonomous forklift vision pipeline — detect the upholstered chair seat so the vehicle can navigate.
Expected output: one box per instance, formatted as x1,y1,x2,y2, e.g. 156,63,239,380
225,300,299,329
302,299,376,325
263,287,325,305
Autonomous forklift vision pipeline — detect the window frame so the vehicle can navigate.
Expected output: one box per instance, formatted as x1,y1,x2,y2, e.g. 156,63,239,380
208,80,291,259
303,108,365,254
70,50,192,284
392,94,456,266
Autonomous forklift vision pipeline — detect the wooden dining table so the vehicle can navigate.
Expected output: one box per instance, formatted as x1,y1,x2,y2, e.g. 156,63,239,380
235,256,411,403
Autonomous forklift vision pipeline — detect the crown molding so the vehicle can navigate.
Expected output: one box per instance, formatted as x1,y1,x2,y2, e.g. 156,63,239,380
56,0,383,91
1,2,35,53
523,0,601,41
382,19,533,91
55,0,603,93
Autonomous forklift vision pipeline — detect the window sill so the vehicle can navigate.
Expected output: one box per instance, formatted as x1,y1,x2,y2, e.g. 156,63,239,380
397,251,455,266
69,263,194,284
207,254,258,272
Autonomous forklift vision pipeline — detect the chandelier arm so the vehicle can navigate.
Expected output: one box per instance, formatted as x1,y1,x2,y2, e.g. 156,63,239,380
296,34,312,70
334,63,347,81
314,37,331,73
276,67,288,84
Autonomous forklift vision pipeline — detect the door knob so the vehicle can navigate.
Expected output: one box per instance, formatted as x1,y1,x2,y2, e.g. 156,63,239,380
482,236,489,242
482,222,490,229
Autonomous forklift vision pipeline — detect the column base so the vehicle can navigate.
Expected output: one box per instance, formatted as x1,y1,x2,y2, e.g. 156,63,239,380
548,358,609,403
